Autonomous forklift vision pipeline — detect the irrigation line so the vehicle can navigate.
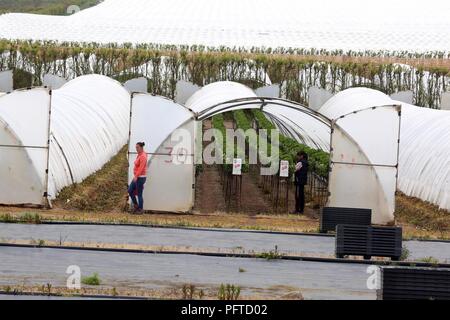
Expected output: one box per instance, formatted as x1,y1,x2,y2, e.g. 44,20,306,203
1,243,449,269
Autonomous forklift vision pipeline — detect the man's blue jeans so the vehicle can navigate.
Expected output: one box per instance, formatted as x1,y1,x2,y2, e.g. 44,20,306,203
128,177,147,210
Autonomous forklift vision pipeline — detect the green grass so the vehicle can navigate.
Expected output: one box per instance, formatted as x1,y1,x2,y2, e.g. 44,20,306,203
81,273,101,286
20,213,41,224
255,246,283,260
417,256,439,265
0,213,14,223
400,246,410,261
217,284,241,300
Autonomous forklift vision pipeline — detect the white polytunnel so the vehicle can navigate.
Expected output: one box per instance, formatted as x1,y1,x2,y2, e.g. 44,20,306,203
48,75,130,199
0,74,130,206
0,88,51,205
130,81,400,224
319,87,450,211
129,94,195,212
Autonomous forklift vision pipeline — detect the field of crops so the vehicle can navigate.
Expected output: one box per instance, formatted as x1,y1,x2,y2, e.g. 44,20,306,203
0,0,100,15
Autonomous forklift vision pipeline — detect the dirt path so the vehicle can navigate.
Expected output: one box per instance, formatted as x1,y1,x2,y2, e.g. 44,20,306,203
222,119,271,214
194,120,227,213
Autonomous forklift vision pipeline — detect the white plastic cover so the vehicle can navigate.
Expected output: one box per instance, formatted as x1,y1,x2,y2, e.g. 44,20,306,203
0,88,50,205
320,87,450,211
441,92,450,111
124,77,148,93
129,94,195,212
43,74,68,90
390,91,413,105
308,86,333,111
397,103,450,210
255,85,280,99
0,0,448,52
329,107,401,224
0,70,13,93
48,75,130,198
175,81,201,105
186,81,257,117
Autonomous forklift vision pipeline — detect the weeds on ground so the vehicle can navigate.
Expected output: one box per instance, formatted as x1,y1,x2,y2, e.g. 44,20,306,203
400,246,410,261
255,246,283,260
81,273,101,286
41,283,52,296
20,213,41,224
181,284,205,300
0,213,14,223
31,239,46,246
181,284,195,300
417,256,440,265
217,284,241,300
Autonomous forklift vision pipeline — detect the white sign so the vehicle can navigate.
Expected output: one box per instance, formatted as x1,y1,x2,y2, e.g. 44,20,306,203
232,158,242,175
280,160,289,177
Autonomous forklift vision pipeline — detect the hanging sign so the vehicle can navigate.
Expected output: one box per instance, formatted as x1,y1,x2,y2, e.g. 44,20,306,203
232,158,242,175
280,160,289,177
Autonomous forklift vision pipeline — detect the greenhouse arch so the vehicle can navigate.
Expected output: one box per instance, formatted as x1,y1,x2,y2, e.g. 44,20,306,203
129,81,401,225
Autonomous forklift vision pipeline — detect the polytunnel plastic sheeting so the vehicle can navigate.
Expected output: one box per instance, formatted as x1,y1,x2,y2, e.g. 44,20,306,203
187,81,331,151
129,94,195,212
397,103,450,210
129,94,194,156
186,81,257,117
329,106,401,224
47,75,130,198
262,104,330,151
0,88,50,205
319,87,450,211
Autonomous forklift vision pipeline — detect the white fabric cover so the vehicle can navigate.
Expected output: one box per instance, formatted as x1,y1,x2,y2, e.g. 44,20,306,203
0,0,448,52
308,86,333,111
255,85,280,99
186,81,257,116
319,87,450,211
124,77,148,93
43,74,68,90
398,103,450,210
0,70,13,93
441,92,450,111
47,75,130,198
129,94,195,212
0,88,50,205
329,107,401,224
175,81,201,105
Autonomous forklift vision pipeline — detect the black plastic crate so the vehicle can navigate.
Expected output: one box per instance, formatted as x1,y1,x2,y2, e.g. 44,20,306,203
320,207,371,233
335,224,402,260
378,267,450,300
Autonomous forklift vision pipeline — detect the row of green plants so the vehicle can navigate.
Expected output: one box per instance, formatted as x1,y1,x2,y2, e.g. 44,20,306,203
211,113,249,173
0,40,448,108
218,108,330,178
252,110,330,178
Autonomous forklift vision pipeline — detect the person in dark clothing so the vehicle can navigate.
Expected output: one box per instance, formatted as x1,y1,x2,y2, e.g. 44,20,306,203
294,151,309,214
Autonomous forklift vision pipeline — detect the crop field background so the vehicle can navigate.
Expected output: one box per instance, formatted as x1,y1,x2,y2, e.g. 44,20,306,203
0,0,100,15
0,0,448,240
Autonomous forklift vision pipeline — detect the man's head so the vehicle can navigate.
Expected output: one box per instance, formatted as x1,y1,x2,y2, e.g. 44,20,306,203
297,151,307,161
